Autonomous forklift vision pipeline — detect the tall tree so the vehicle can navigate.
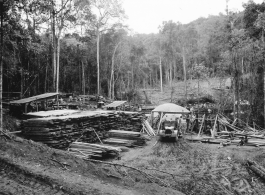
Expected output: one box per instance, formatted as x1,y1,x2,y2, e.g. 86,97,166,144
87,0,125,95
0,0,4,134
242,1,265,127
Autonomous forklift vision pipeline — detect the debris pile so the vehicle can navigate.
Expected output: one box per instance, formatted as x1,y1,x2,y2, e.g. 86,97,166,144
68,142,121,159
104,130,147,147
21,111,146,149
187,114,265,147
247,160,265,180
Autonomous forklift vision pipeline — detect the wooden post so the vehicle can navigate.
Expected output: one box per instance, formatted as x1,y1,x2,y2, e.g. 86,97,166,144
204,113,208,132
157,112,163,131
56,94,59,110
197,114,205,137
195,112,199,132
25,103,28,113
150,111,153,128
217,117,220,132
211,115,218,138
186,114,190,132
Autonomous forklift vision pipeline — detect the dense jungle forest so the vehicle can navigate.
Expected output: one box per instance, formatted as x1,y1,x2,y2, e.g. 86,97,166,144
1,0,265,126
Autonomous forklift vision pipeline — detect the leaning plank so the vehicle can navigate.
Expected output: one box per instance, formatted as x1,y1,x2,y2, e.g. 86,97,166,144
197,114,205,137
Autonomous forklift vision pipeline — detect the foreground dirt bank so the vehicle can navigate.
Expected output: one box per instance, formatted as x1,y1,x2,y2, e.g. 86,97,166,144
0,136,184,195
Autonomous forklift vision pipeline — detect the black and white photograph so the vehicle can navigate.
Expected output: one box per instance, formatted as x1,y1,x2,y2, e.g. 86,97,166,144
1,0,265,194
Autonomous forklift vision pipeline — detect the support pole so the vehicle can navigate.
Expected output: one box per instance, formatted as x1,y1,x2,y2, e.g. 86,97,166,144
197,114,205,137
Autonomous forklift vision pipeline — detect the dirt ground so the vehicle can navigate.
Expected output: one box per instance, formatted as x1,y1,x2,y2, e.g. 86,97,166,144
116,138,265,195
1,133,265,195
0,135,183,195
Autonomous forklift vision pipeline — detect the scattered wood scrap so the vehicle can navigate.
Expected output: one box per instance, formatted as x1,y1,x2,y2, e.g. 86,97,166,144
247,160,265,181
187,114,265,147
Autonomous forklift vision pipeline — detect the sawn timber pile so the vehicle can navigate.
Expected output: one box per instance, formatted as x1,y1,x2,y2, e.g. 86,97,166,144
68,142,121,159
21,111,146,149
104,130,147,147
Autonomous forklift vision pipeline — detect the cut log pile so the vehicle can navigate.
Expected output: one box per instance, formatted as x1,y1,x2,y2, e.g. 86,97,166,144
103,130,147,147
187,114,265,147
21,111,146,149
68,142,121,159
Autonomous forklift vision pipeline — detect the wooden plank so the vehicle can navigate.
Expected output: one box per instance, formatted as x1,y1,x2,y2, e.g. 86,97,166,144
197,114,205,137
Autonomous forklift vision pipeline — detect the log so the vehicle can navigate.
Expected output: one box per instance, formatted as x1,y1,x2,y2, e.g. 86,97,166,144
247,160,265,180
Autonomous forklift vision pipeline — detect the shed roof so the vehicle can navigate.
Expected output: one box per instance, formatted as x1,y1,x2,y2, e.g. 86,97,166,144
152,103,190,114
105,101,126,108
10,93,59,104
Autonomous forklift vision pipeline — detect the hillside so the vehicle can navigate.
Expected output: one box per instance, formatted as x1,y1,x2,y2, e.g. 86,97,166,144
141,77,232,106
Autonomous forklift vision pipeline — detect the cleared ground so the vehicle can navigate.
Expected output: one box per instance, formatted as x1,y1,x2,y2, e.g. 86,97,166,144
1,134,265,195
117,138,265,195
0,136,184,195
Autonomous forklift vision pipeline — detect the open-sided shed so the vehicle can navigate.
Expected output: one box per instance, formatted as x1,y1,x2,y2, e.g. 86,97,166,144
9,92,59,114
150,103,190,129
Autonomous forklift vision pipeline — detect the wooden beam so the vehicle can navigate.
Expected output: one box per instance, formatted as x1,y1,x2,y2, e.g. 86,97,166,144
211,115,218,138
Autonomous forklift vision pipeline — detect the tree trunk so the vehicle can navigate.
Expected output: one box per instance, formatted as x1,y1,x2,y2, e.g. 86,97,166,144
182,47,187,100
109,42,120,99
45,60,48,93
159,56,163,92
81,60,85,95
131,63,134,89
242,57,244,74
127,71,130,89
56,30,62,93
232,51,240,121
21,67,24,97
97,30,100,95
169,62,172,87
254,65,264,127
52,9,57,92
0,2,3,133
261,28,264,43
197,79,200,97
112,73,115,99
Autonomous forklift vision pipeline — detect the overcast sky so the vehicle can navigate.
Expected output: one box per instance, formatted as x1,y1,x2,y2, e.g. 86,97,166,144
123,0,264,34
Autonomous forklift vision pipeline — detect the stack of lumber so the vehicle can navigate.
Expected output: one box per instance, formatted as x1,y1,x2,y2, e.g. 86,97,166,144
25,110,80,118
21,116,98,149
68,142,121,159
114,112,145,132
103,130,146,147
21,111,146,149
